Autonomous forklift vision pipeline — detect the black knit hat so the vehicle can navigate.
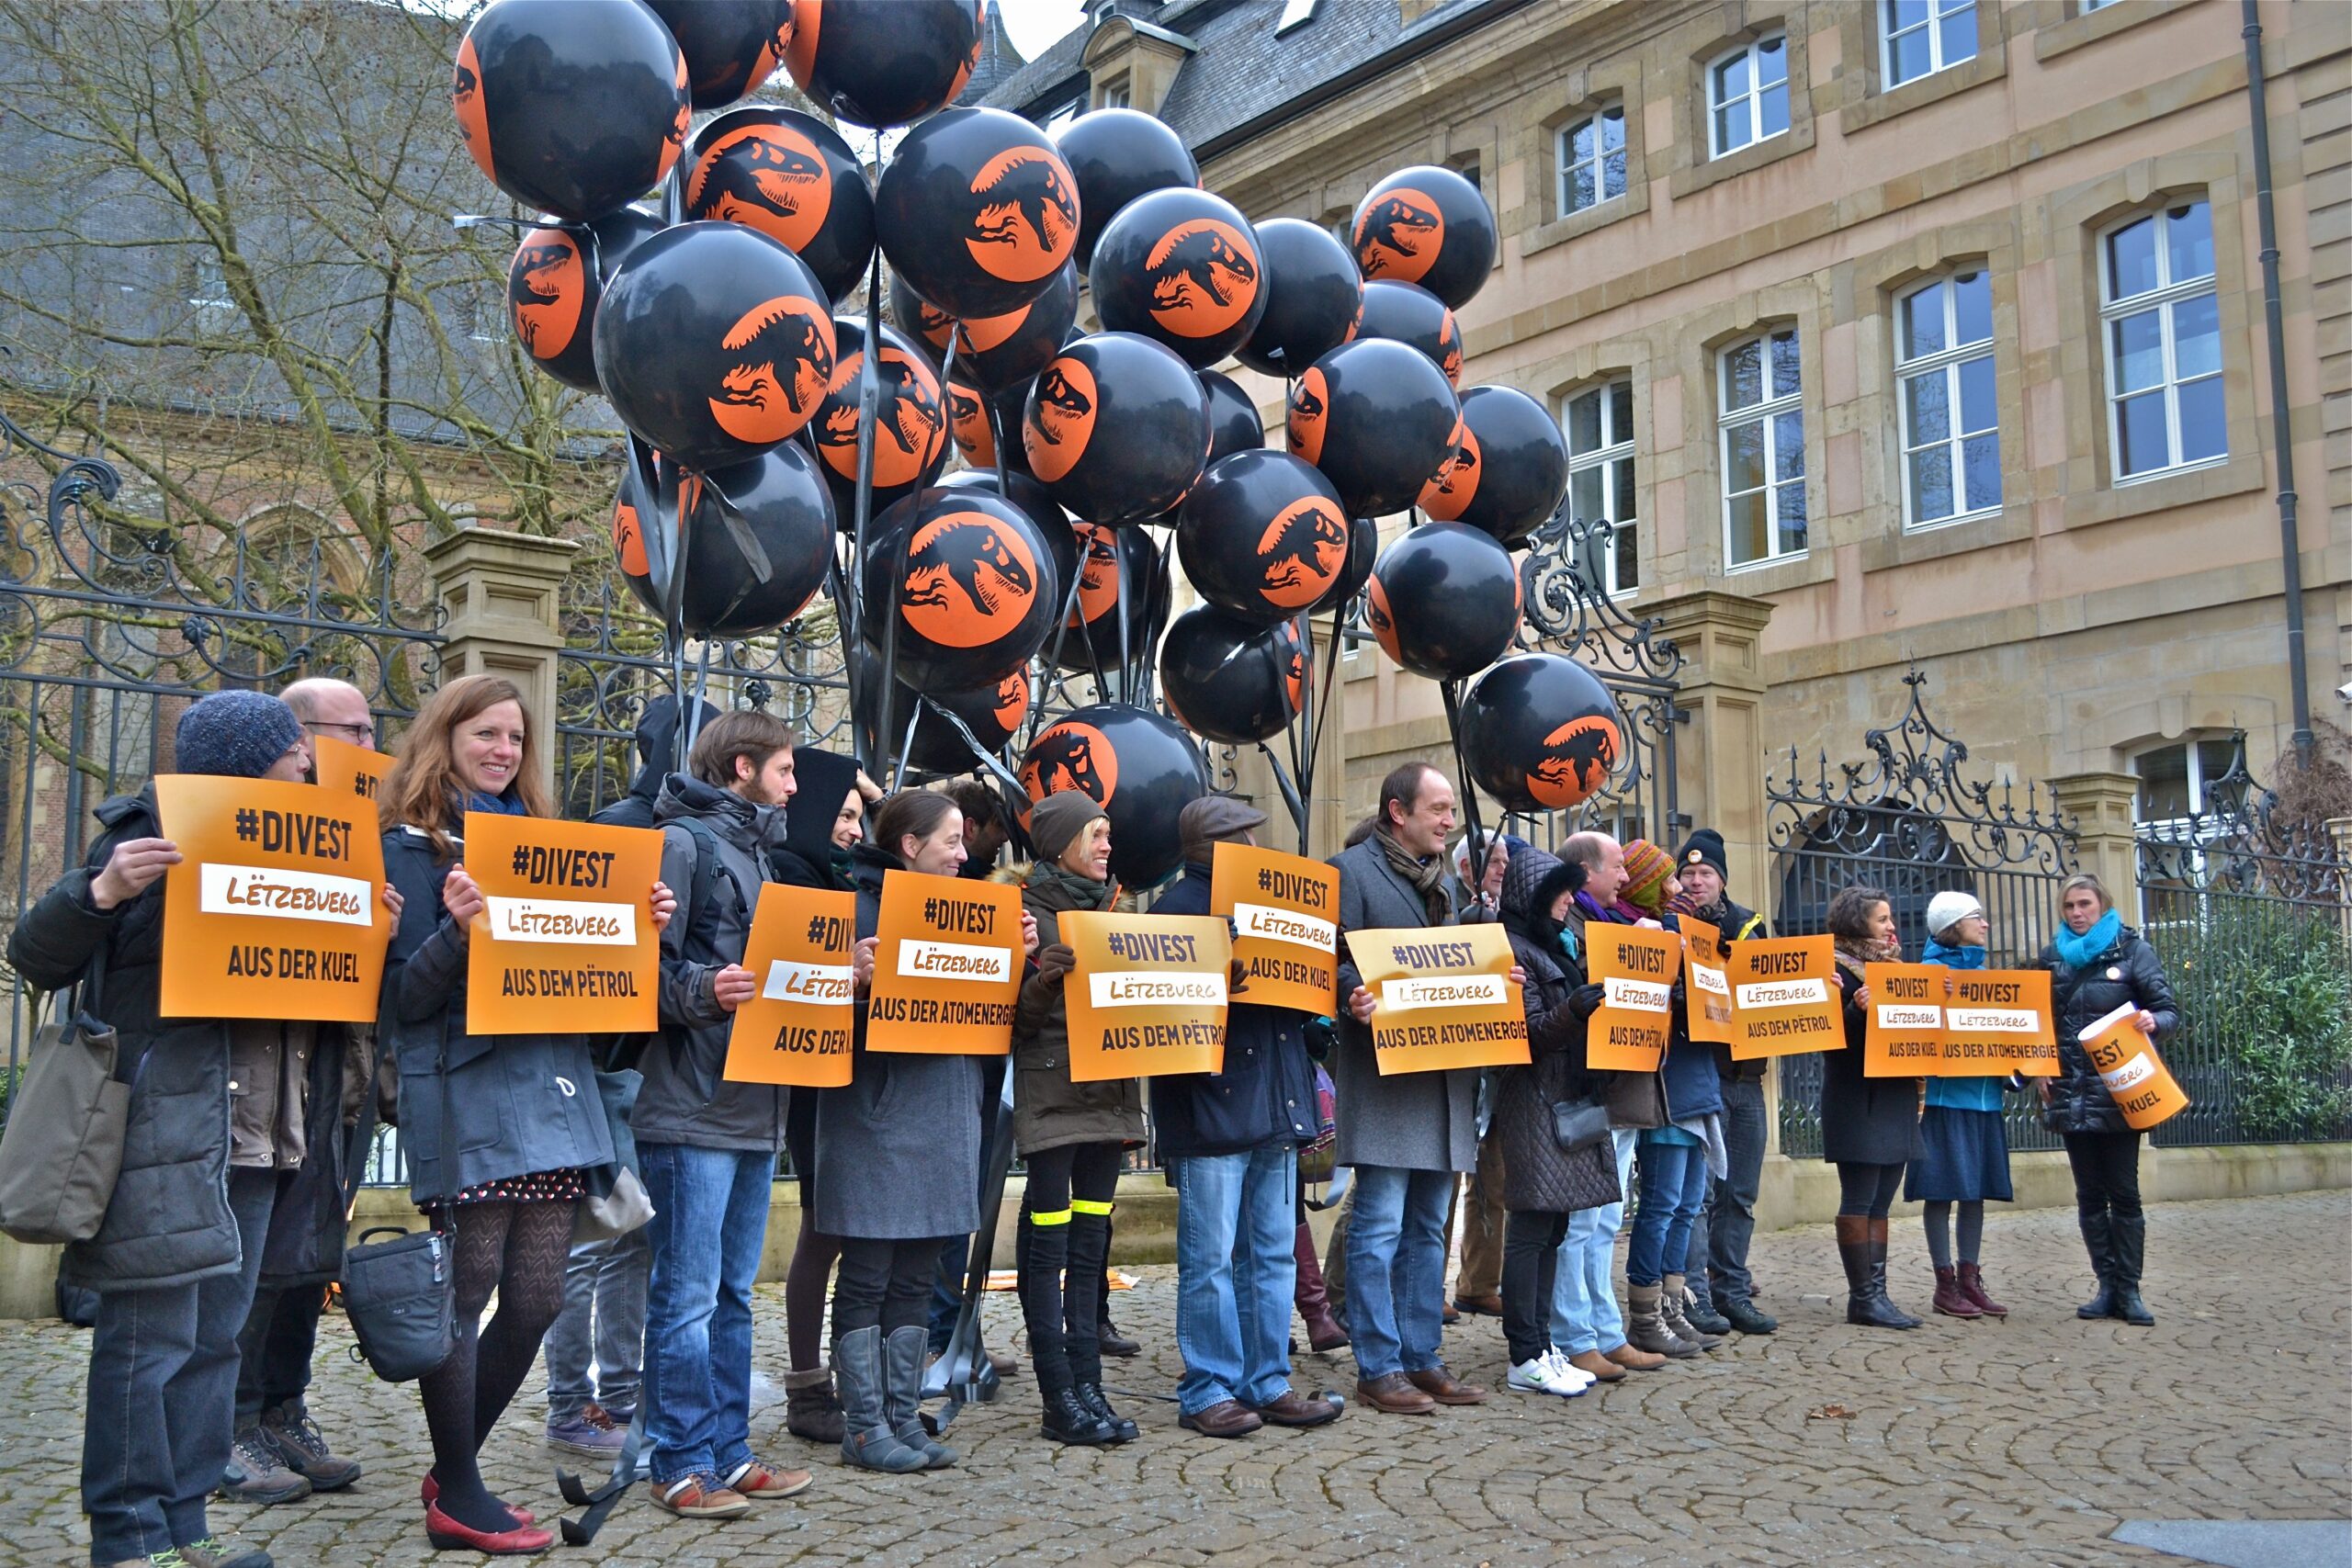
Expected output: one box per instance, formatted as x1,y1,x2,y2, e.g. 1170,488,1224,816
175,690,305,780
1678,828,1728,881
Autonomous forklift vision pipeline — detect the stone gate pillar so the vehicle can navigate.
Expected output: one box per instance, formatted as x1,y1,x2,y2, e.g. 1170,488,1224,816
2050,771,2142,919
424,527,579,794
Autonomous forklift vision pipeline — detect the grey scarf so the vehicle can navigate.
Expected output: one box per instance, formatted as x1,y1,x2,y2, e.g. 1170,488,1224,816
1374,825,1449,923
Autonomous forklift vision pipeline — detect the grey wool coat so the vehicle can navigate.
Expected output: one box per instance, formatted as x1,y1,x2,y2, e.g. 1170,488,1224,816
810,842,985,1241
1328,837,1481,1174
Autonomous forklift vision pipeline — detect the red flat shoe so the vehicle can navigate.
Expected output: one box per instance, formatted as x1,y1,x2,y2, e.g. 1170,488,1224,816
421,1474,536,1528
424,1498,554,1555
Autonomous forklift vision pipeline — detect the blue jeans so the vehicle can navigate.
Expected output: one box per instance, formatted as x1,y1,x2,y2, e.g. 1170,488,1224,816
1343,1165,1453,1381
1551,1130,1636,1354
638,1143,774,1485
1169,1145,1297,1415
1626,1137,1710,1286
543,1225,651,1422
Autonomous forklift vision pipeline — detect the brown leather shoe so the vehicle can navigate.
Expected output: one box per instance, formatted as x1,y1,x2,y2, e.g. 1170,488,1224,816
1178,1399,1264,1438
1354,1372,1437,1415
1452,1292,1505,1317
1441,1302,1460,1325
1566,1348,1627,1382
1406,1365,1488,1404
1604,1341,1668,1371
1246,1389,1343,1427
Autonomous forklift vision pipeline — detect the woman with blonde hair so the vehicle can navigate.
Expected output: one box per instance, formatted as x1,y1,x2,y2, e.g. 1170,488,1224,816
379,674,674,1553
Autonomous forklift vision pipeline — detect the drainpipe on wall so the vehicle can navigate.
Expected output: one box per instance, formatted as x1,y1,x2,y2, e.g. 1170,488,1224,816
2242,0,2313,763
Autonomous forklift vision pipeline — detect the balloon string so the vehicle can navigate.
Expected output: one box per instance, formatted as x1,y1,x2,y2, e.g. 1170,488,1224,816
1440,677,1489,880
845,127,888,774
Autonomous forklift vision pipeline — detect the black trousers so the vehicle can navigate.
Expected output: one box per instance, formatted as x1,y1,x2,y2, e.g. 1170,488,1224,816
834,1235,950,1337
1836,1160,1905,1218
1499,1209,1570,1366
1019,1141,1122,1387
2062,1130,2143,1221
233,1281,323,1423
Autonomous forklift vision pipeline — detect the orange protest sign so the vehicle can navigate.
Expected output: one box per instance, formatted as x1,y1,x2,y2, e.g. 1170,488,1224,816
1209,841,1338,1016
1726,934,1841,1060
1863,962,1948,1077
311,733,393,807
1944,969,2057,1075
1059,911,1231,1082
1679,918,1736,1045
153,775,390,1022
463,812,660,1035
722,887,856,1088
1344,922,1528,1075
867,870,1023,1055
2078,1002,2189,1132
1586,924,1681,1072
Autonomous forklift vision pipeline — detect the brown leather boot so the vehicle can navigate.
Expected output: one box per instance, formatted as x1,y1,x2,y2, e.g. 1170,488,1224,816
1603,1340,1668,1371
1932,1266,1983,1318
1957,1261,2008,1316
1293,1223,1350,1351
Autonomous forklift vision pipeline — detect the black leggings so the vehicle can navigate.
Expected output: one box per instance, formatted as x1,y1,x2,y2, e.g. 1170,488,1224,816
1499,1210,1570,1365
418,1198,573,1535
1020,1141,1122,1387
1836,1161,1906,1218
834,1235,949,1337
2063,1130,2143,1222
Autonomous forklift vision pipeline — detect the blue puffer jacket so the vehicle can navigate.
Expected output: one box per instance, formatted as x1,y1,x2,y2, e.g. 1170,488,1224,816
1147,862,1320,1160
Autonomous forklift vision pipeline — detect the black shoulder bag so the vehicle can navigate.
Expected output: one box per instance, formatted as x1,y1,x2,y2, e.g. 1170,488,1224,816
340,1032,458,1382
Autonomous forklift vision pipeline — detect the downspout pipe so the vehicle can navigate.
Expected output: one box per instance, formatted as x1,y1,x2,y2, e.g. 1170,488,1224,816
2242,0,2312,762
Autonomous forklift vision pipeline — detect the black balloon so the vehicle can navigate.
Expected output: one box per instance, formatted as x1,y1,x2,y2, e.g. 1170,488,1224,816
889,265,956,363
1090,186,1267,369
1351,279,1463,387
1052,107,1200,271
1159,606,1300,746
1199,369,1264,462
1457,652,1625,813
507,206,661,394
1313,515,1378,613
808,318,950,524
952,260,1078,393
611,443,669,618
1237,219,1362,378
1285,338,1458,519
454,0,689,222
935,467,1066,533
594,221,837,472
876,107,1079,321
856,649,1033,773
1019,704,1207,887
1349,164,1497,310
677,443,837,635
1022,333,1210,525
1057,523,1169,675
1175,450,1350,626
648,0,793,109
684,107,875,304
1419,384,1570,547
944,375,1032,475
862,488,1058,690
1364,522,1521,681
783,0,983,129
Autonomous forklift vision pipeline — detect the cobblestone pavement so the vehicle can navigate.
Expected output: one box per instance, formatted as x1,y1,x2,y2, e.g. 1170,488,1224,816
7,1191,2346,1567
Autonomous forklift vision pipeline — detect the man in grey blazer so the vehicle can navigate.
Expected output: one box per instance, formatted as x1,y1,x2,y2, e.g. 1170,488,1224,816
1330,762,1505,1415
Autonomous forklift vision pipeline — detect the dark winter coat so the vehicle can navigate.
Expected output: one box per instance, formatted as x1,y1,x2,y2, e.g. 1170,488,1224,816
1566,900,1667,1131
2040,926,2180,1135
7,788,356,1293
634,775,788,1154
769,747,861,891
1492,851,1621,1215
1148,863,1319,1159
1819,955,1925,1166
1687,894,1769,1080
809,842,983,1239
380,821,615,1206
1013,863,1147,1156
1329,837,1480,1173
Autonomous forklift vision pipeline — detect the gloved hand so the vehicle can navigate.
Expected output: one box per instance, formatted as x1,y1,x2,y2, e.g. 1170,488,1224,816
1569,983,1608,1020
1035,942,1076,983
1303,1016,1336,1062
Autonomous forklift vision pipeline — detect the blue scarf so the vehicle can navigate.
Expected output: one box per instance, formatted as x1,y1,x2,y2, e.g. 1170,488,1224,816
1922,938,1985,970
2053,909,2121,969
464,788,530,818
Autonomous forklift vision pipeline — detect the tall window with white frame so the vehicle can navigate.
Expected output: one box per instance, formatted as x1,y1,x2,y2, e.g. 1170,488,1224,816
1721,329,1805,568
1883,0,1976,88
1709,35,1788,157
1565,379,1637,596
1895,269,2000,527
1559,103,1625,216
2102,199,2224,480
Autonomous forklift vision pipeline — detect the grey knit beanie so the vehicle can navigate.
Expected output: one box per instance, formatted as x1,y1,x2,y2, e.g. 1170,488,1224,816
1031,790,1109,867
175,690,305,780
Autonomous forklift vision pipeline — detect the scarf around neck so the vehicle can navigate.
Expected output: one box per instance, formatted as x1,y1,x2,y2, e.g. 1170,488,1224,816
1027,859,1114,912
1922,938,1986,970
1374,824,1449,922
2054,908,2122,968
1835,932,1902,969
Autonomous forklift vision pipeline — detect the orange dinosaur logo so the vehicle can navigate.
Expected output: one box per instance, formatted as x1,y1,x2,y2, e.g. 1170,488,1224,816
1353,188,1442,285
686,123,833,254
900,512,1039,649
707,296,833,445
966,147,1079,285
1143,219,1260,339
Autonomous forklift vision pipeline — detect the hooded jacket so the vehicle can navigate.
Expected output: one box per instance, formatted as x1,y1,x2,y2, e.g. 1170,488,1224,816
633,773,789,1153
591,695,715,832
769,746,860,891
1492,850,1622,1215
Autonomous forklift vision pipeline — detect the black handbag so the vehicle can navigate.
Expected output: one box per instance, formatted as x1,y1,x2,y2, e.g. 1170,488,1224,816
340,1041,458,1382
1550,1093,1611,1154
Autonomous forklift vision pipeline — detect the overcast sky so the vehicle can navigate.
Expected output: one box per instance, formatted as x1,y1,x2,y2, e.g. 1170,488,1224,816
1000,0,1086,62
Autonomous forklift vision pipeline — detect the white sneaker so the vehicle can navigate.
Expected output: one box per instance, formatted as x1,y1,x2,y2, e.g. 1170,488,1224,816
1507,1357,1566,1395
1544,1348,1596,1393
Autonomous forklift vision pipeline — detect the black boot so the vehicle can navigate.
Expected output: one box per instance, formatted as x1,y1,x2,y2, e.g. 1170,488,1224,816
1040,1369,1118,1446
1868,1218,1921,1329
1065,1210,1136,1440
2075,1213,2118,1319
1838,1215,1914,1329
2108,1213,2154,1325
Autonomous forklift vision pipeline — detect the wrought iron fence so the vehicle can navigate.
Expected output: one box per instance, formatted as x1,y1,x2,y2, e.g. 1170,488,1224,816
2134,749,2351,1145
1767,671,2075,1158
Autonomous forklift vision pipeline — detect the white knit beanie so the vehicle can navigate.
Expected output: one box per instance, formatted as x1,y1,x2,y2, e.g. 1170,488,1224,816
1925,891,1984,942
